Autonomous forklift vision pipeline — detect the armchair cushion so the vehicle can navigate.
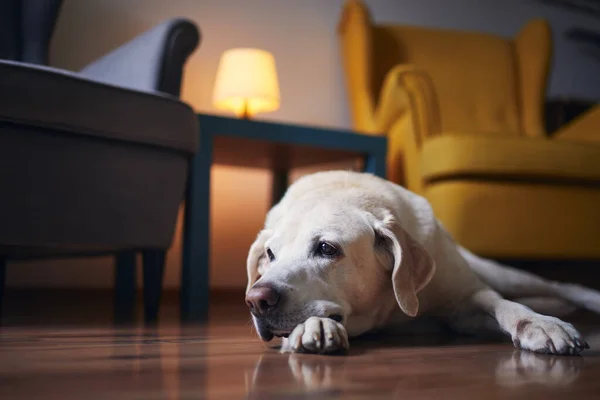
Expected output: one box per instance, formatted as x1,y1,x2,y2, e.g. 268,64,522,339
421,135,600,184
0,60,198,154
553,105,600,144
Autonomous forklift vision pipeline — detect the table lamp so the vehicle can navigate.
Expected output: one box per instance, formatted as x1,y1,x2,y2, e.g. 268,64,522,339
212,48,281,119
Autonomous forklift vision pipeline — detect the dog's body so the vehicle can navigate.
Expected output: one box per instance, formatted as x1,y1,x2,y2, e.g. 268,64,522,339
245,171,599,355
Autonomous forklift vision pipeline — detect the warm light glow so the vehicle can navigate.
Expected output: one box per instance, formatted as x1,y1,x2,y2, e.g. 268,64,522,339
212,48,281,118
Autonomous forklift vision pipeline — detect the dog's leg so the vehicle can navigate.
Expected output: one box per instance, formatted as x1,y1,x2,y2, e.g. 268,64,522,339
459,247,600,314
513,297,577,317
281,317,349,354
447,297,576,337
457,289,589,355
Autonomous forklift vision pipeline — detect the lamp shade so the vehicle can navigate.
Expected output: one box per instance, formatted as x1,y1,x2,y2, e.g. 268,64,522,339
212,48,281,118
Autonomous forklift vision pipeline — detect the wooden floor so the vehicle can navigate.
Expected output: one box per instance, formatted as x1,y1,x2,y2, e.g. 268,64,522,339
2,294,600,399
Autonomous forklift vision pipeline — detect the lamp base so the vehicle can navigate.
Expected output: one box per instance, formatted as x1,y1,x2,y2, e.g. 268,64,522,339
239,100,252,119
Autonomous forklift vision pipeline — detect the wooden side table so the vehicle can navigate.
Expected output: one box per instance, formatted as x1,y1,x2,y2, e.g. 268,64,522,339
180,114,387,321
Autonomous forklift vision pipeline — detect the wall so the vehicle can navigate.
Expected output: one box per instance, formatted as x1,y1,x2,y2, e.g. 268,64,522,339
7,0,600,290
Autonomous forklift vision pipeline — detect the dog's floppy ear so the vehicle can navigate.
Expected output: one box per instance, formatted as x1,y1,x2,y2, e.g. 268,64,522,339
246,229,272,293
373,212,436,317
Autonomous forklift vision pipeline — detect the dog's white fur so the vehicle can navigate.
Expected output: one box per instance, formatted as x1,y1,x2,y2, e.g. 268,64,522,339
246,171,599,355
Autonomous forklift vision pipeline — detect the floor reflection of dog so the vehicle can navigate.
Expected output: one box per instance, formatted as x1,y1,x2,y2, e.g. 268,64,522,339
495,351,583,388
244,354,352,398
245,348,584,398
286,354,352,392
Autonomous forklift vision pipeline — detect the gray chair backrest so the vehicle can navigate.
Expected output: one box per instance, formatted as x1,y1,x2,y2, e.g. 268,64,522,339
0,0,64,65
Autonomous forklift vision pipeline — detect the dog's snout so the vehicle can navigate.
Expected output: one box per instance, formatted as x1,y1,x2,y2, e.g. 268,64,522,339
245,285,280,316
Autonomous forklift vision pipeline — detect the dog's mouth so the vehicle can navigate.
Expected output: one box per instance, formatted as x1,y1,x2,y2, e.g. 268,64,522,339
254,319,276,342
253,319,291,342
272,330,292,338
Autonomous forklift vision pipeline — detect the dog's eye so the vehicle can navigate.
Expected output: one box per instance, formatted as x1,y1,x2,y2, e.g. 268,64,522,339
266,248,275,262
317,242,339,258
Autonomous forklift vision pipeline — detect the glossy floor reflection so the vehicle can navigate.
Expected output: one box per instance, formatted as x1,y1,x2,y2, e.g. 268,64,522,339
1,304,600,399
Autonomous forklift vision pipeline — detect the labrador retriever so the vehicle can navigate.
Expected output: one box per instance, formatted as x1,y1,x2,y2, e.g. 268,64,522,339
245,170,600,355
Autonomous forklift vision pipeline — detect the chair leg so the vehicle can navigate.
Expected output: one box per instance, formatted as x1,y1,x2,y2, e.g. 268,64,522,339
0,257,6,322
142,249,166,323
114,252,137,324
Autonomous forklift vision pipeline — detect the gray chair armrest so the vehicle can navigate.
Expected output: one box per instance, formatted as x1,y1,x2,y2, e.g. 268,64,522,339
78,18,200,97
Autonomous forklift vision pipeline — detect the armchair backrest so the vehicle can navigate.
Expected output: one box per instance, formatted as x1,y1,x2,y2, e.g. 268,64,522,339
0,0,64,65
338,0,552,138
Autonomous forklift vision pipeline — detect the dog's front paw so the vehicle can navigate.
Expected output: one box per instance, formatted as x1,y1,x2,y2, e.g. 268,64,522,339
281,317,349,354
512,316,589,355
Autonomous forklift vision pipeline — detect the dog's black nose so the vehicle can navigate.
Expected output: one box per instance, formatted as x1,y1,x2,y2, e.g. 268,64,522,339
245,285,280,316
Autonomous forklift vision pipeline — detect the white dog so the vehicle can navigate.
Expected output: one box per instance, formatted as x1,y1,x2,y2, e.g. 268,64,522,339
245,171,599,355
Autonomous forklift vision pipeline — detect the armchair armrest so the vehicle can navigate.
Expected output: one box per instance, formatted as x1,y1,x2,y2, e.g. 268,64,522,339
553,105,600,144
371,65,441,189
374,64,441,146
79,18,200,97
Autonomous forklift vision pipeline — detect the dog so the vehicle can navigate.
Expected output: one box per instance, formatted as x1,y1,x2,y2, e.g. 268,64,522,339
245,170,600,355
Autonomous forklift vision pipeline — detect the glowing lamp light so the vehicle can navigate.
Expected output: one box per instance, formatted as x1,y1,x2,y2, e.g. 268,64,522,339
212,48,281,118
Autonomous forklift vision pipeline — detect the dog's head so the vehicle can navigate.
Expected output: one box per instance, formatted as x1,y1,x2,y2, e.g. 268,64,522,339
245,200,436,341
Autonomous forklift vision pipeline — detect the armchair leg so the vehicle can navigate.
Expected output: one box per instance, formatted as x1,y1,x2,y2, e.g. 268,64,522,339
0,257,6,322
142,249,166,324
114,252,137,324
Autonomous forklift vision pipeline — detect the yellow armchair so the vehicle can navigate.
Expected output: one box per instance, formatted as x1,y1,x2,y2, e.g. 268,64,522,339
338,0,600,260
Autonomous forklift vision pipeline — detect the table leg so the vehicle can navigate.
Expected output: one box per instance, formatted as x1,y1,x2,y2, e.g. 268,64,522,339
364,152,387,178
271,169,289,206
181,130,213,322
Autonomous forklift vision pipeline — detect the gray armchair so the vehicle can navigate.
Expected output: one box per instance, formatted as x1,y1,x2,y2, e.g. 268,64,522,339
0,0,201,323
